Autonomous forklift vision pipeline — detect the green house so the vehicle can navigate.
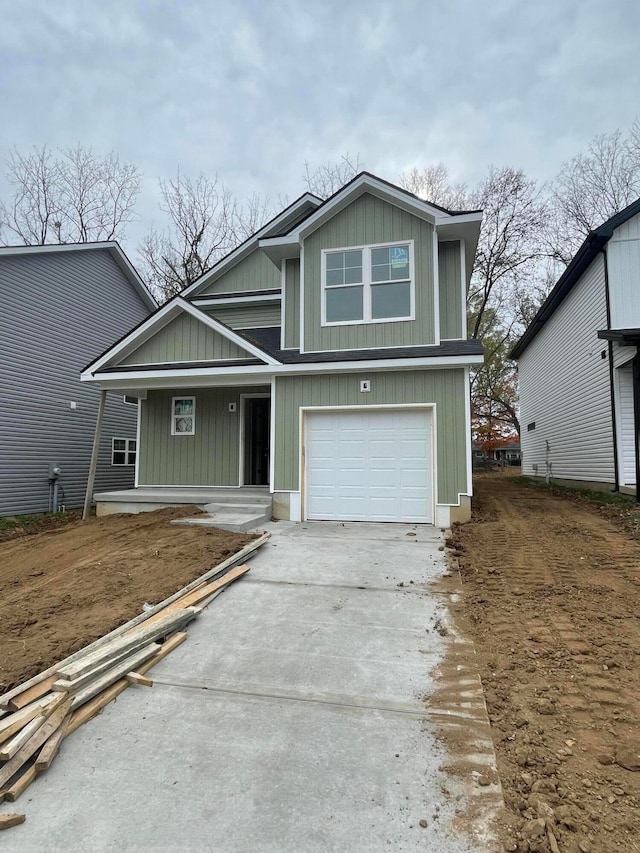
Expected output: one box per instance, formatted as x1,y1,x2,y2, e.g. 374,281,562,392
82,173,483,526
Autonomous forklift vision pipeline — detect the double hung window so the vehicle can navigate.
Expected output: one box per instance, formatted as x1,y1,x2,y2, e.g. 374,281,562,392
322,242,413,325
112,438,136,466
171,397,196,435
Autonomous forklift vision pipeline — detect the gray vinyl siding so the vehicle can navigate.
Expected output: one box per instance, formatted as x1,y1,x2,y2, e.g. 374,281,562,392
198,250,281,296
0,250,151,515
303,193,436,352
518,253,615,484
438,241,463,339
607,212,640,329
138,386,268,486
205,303,281,329
284,259,300,348
616,363,636,485
274,369,468,505
120,313,250,365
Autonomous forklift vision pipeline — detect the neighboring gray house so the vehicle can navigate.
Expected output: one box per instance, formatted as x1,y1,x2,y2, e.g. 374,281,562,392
0,243,156,515
511,198,640,498
82,173,484,527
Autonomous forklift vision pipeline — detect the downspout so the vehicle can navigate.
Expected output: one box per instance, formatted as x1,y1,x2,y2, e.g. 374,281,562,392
633,355,640,503
601,248,619,492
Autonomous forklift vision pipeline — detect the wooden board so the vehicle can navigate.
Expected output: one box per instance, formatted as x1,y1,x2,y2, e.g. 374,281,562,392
53,642,160,694
7,676,58,712
70,644,160,709
126,672,153,687
0,700,71,790
66,632,187,736
4,764,37,802
0,533,269,710
35,714,70,772
0,714,46,761
0,813,25,830
0,695,60,743
57,609,196,682
145,564,250,622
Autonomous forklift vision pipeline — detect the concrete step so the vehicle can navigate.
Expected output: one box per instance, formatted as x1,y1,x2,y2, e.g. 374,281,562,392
171,510,269,533
203,501,271,514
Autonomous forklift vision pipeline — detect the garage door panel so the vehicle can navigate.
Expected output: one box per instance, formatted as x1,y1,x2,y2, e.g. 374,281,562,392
305,409,432,523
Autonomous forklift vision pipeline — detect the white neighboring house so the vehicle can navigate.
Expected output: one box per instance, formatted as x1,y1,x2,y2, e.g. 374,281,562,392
511,198,640,497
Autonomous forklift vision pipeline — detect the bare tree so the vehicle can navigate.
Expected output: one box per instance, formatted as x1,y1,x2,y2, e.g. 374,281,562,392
399,162,468,210
0,144,140,245
302,153,363,199
546,127,640,265
139,171,271,300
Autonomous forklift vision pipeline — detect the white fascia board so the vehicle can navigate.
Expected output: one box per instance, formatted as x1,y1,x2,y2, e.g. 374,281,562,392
83,353,484,385
181,193,321,298
274,176,443,245
83,298,185,376
258,235,302,266
82,297,280,378
191,292,281,307
171,299,281,365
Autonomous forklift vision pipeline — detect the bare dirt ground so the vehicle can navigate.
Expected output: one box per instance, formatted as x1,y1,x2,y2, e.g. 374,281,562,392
0,508,254,694
449,473,640,853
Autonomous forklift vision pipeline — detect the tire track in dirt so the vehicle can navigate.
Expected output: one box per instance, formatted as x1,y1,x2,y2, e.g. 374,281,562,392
449,474,640,853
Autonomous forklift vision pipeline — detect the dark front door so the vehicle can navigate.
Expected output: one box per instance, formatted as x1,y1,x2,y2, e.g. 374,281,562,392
244,397,270,486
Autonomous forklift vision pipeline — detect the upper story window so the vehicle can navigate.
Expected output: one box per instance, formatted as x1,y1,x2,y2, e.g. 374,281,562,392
171,396,195,436
322,241,414,326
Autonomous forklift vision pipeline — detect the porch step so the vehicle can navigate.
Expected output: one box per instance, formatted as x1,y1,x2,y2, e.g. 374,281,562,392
170,507,270,533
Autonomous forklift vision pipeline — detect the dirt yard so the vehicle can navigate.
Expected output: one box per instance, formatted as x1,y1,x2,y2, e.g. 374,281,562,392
0,509,255,694
449,474,640,853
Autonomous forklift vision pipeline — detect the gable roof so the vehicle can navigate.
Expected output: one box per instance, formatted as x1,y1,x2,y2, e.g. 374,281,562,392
0,241,157,311
511,197,640,359
81,297,280,376
180,191,322,298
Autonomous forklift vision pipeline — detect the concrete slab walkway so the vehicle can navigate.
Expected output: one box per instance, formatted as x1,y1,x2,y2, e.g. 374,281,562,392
1,521,501,852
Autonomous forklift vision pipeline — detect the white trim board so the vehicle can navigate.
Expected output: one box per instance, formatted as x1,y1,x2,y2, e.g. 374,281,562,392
191,293,281,307
82,297,280,376
84,353,485,387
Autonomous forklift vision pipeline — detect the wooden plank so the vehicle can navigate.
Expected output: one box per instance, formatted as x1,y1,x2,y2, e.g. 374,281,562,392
0,813,25,830
0,715,46,761
34,714,70,772
52,642,160,694
56,608,197,682
70,644,161,709
126,672,153,687
154,564,250,615
0,695,60,742
4,764,37,802
7,676,58,712
0,701,71,791
66,632,187,736
0,533,269,710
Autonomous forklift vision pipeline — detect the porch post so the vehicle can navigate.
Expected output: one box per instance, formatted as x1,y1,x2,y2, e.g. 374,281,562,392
83,388,107,520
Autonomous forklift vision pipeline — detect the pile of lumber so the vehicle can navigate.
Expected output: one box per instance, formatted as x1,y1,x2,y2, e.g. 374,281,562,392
0,532,268,827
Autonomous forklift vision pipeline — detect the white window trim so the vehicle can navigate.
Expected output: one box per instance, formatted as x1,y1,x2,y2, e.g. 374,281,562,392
171,396,196,436
320,240,415,327
123,394,138,406
112,437,137,466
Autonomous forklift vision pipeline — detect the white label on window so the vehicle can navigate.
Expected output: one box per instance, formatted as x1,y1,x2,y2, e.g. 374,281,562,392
391,246,408,268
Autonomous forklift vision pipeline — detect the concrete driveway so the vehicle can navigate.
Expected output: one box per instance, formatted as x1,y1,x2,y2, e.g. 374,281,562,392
2,522,500,852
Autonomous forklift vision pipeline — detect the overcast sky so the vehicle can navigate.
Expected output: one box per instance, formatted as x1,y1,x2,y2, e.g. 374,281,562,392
1,0,639,248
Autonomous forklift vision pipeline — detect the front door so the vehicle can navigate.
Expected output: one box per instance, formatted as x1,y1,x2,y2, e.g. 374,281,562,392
244,397,270,486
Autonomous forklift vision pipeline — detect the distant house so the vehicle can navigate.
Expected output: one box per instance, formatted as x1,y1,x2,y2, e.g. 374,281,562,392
0,243,156,515
472,440,521,468
81,172,484,527
511,198,640,498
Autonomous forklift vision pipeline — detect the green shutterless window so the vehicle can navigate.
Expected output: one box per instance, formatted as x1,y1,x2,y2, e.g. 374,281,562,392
325,249,364,322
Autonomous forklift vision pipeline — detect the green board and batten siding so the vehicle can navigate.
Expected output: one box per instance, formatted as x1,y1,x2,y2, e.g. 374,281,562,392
138,387,269,486
198,250,280,296
438,241,463,340
303,193,436,351
120,313,250,366
284,259,300,348
274,369,468,505
205,303,281,329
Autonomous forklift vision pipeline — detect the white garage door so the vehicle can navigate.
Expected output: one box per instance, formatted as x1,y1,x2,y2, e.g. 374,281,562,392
305,408,433,523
